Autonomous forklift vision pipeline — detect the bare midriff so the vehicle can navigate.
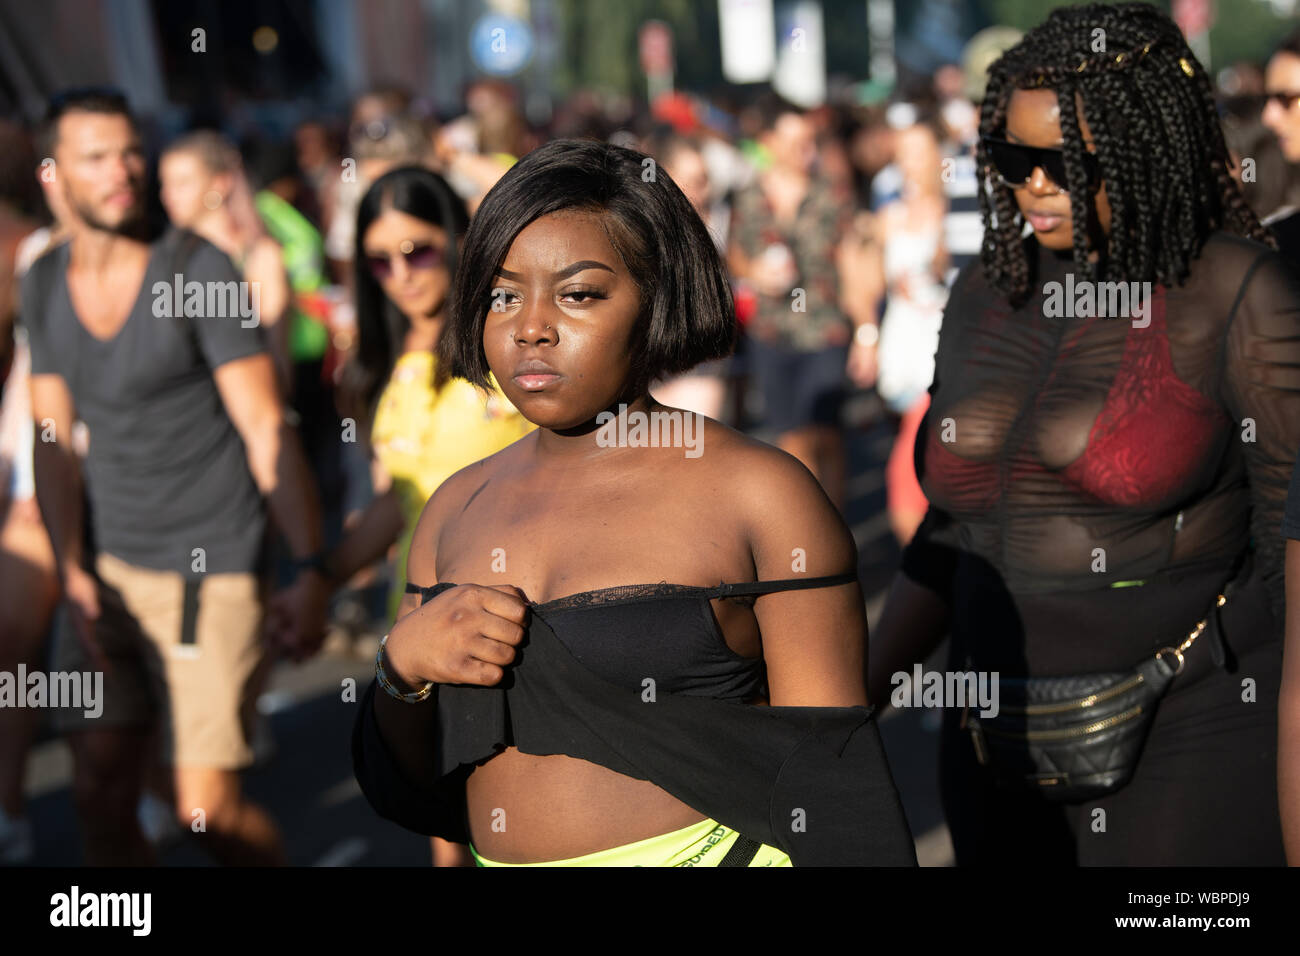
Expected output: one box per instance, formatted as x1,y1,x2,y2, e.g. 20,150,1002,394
464,748,708,862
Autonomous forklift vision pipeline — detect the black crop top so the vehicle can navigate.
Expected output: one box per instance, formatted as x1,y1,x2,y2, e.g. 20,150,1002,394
404,574,857,702
353,571,918,865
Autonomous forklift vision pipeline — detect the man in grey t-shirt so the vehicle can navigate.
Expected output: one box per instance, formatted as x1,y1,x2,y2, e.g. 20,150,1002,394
25,89,330,865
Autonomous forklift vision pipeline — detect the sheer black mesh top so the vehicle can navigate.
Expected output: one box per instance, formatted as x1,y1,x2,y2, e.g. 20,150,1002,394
406,572,858,702
901,232,1300,650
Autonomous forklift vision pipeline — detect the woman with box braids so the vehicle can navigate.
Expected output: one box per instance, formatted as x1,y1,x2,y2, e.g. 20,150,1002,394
870,2,1300,864
977,2,1273,307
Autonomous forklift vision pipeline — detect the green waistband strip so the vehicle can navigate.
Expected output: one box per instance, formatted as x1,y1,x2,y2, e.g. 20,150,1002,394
469,817,792,867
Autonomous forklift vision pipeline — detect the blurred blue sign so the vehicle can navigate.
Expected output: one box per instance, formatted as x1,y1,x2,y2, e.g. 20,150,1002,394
471,14,534,76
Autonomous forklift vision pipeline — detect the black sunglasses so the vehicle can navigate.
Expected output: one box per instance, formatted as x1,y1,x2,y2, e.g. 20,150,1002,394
365,240,445,280
982,136,1101,192
1263,91,1300,110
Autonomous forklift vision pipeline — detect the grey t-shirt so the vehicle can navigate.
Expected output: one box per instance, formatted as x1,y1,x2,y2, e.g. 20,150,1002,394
21,230,267,575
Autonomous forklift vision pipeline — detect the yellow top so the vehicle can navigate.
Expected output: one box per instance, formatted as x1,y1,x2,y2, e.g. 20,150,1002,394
371,350,534,620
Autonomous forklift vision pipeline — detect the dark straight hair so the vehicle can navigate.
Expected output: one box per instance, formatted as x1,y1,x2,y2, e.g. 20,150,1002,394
438,138,735,394
347,165,471,417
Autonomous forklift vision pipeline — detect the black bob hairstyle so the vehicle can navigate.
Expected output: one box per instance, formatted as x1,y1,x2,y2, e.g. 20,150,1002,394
438,138,736,393
347,165,470,415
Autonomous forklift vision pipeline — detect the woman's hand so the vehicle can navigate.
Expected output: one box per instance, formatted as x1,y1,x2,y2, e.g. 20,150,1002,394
384,583,529,688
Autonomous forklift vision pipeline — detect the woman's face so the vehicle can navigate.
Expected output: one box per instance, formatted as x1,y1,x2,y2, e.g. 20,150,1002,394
1263,51,1300,163
362,206,451,323
1002,88,1111,251
483,209,644,431
159,151,218,228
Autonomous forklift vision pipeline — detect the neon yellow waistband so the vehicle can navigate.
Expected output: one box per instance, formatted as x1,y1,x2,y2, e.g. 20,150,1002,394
469,817,792,867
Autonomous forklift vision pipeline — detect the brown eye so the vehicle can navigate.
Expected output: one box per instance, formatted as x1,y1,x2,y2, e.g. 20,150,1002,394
560,287,606,303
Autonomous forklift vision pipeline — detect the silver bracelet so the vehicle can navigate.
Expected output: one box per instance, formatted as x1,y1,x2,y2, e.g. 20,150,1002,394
375,633,434,703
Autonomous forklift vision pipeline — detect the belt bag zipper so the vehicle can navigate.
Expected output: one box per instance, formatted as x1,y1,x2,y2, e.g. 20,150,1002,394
977,704,1145,741
994,671,1146,716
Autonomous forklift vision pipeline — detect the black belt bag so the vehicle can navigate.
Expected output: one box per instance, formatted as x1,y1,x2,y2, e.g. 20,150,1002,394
961,577,1236,804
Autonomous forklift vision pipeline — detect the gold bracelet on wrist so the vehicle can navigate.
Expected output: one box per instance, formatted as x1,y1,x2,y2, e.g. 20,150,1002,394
375,633,434,703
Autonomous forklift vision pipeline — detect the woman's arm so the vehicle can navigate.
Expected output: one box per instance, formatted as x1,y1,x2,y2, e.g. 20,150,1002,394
738,446,866,707
1216,250,1300,861
867,571,952,707
351,485,451,839
840,214,885,389
323,456,405,590
1219,249,1300,624
366,488,446,775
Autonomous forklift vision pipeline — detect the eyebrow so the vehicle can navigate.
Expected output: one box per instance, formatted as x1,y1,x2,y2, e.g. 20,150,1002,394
495,260,616,281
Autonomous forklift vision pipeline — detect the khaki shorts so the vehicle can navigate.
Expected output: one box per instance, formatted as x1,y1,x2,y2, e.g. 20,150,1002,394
51,551,270,770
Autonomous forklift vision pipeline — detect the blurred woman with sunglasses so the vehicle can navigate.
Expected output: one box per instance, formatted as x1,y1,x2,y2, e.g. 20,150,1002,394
869,2,1300,865
322,167,531,864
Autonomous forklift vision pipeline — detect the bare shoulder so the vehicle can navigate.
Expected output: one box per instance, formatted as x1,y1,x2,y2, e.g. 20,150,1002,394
690,419,856,573
693,418,819,495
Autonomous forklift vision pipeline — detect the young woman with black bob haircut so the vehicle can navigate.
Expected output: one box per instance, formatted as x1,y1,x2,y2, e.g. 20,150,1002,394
869,2,1300,865
352,138,915,866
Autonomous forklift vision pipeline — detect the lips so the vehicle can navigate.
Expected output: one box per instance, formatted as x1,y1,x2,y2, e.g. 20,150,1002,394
1024,209,1065,232
512,358,562,391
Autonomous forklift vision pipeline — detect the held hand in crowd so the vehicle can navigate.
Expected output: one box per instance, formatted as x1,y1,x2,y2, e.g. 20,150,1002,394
265,570,332,663
383,584,529,690
62,564,112,677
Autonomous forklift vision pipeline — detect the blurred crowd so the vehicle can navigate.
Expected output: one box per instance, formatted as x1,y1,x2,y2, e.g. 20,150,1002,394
4,24,1300,866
